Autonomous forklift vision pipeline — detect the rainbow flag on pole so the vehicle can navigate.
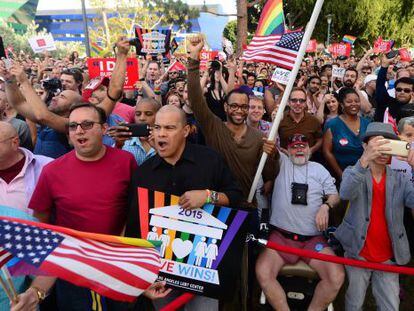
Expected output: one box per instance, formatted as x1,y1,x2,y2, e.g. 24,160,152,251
91,42,104,56
342,35,357,45
255,0,285,36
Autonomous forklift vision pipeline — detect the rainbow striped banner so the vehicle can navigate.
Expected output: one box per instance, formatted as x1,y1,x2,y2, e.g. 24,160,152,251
136,188,249,298
255,0,285,36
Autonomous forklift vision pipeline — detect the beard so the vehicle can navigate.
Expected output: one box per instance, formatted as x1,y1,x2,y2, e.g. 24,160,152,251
226,113,246,125
289,152,311,166
343,79,355,87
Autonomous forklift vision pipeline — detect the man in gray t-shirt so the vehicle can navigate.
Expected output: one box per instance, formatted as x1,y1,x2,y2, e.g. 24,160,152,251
256,133,344,311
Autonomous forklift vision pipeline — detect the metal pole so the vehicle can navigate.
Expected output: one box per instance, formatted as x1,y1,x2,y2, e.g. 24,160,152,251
247,0,326,203
81,0,91,57
327,21,331,46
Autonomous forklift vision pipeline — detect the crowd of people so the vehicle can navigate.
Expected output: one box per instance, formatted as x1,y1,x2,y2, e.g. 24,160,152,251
0,33,414,311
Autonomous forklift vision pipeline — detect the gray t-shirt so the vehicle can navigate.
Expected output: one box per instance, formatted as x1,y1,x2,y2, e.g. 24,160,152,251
270,152,337,236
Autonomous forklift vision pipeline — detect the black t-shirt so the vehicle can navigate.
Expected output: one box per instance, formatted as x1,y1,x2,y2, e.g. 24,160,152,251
205,89,226,121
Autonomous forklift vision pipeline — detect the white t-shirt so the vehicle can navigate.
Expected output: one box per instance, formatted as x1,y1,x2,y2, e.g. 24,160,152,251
270,152,337,236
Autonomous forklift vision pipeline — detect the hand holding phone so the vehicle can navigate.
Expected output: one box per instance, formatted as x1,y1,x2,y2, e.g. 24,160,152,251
379,139,410,157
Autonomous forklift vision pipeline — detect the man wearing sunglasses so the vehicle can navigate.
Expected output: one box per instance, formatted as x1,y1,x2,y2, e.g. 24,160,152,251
256,133,343,311
278,88,322,156
374,53,414,122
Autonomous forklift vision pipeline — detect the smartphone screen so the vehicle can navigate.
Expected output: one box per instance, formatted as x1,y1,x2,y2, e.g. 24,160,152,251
0,36,6,59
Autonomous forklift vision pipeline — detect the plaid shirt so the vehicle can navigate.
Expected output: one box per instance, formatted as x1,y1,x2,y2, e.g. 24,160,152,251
122,137,156,165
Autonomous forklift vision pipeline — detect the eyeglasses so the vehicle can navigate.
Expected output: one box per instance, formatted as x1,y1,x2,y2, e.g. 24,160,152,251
67,121,102,132
289,143,307,149
227,103,249,112
289,98,306,104
395,87,412,94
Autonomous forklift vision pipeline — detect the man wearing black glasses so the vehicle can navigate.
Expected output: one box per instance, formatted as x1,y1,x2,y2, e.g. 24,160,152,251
278,88,322,156
19,102,139,310
374,53,414,122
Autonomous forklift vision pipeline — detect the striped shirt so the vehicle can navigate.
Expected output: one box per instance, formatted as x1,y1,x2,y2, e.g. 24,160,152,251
122,137,156,165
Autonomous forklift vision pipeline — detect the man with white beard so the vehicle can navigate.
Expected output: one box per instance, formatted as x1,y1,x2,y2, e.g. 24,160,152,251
256,133,344,311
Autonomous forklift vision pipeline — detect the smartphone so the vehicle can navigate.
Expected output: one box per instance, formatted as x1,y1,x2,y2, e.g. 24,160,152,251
126,124,150,137
386,50,399,59
379,139,410,157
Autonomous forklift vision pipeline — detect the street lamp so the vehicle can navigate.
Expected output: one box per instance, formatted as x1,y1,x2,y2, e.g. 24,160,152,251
326,14,333,47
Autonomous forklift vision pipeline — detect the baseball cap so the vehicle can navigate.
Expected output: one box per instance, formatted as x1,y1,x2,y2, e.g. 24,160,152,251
364,74,377,85
82,76,110,102
288,134,309,147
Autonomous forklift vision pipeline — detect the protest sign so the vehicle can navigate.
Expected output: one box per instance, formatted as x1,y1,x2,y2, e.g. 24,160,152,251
328,43,351,57
87,58,139,90
199,50,219,71
399,48,412,62
306,39,317,53
373,37,394,54
332,66,346,79
134,27,172,56
137,188,249,298
167,61,186,72
28,34,56,53
271,67,291,85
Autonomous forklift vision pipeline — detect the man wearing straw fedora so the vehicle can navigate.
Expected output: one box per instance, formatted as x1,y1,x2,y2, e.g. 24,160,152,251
336,122,414,310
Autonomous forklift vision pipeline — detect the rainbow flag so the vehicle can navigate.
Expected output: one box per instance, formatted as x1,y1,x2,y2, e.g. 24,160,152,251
91,42,104,56
255,0,285,36
342,35,357,45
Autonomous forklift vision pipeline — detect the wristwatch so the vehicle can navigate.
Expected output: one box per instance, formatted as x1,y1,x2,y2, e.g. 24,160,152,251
30,286,46,303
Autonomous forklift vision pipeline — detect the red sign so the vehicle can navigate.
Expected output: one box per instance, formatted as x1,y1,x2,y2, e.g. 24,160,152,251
199,50,219,71
168,61,186,72
373,37,393,54
329,43,351,57
399,48,412,62
87,58,139,90
306,39,317,53
36,39,46,47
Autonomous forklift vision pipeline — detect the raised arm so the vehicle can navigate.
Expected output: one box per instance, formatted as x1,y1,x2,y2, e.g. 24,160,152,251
97,39,130,116
356,48,373,73
5,63,68,133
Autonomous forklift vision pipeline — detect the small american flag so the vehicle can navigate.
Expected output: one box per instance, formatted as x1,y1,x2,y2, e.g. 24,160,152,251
242,31,304,70
0,218,161,302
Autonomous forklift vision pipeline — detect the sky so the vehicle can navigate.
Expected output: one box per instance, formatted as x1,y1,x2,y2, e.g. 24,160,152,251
36,0,237,15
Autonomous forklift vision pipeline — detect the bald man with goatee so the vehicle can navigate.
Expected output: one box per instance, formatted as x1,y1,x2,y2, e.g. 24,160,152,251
0,121,52,214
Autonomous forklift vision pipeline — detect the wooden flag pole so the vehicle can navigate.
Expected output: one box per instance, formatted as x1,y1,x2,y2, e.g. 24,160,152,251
247,0,326,203
0,273,13,302
1,266,18,301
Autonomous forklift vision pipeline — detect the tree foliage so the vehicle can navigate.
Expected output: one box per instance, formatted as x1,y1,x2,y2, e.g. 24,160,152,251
223,20,237,50
246,0,414,51
89,0,199,56
0,21,84,58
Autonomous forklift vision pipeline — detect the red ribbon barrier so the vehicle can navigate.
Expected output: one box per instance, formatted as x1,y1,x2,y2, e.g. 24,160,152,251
160,239,414,310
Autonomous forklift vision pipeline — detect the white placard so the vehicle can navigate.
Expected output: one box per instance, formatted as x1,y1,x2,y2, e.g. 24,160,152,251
332,66,346,79
28,34,56,53
271,67,291,85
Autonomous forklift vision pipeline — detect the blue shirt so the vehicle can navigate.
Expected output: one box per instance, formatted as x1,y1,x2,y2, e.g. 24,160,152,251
103,114,125,146
122,137,156,165
34,126,72,159
325,116,370,170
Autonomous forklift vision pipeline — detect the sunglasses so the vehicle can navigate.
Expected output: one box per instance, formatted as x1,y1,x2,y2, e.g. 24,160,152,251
395,87,412,94
289,98,306,104
68,121,102,132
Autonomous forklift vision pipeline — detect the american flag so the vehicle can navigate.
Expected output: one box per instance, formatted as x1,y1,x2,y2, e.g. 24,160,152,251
242,31,304,70
0,218,161,302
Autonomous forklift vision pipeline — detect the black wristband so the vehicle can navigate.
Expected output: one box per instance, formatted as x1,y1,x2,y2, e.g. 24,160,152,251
139,78,145,81
107,89,122,102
